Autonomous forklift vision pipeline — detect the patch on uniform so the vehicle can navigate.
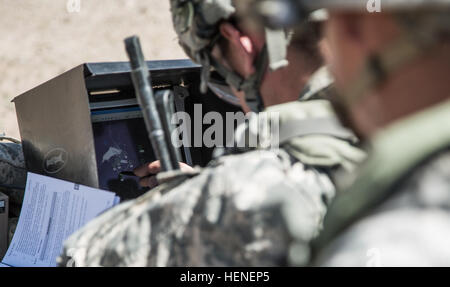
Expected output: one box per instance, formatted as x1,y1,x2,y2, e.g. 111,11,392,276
0,200,5,213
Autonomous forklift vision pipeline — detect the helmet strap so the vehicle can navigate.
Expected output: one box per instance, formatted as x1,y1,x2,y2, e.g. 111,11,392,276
198,26,290,113
265,28,289,70
207,44,269,112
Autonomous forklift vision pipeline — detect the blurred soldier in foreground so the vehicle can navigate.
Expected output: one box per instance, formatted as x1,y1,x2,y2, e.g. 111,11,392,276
259,0,450,266
58,0,364,267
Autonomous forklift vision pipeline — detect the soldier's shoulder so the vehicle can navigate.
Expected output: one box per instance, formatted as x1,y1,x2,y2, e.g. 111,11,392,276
0,142,26,186
299,66,334,101
314,150,450,267
60,148,335,267
397,149,450,202
314,205,450,266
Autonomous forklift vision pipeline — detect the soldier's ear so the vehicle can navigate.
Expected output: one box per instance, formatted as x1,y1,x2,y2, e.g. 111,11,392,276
219,22,257,78
220,22,241,45
219,22,254,55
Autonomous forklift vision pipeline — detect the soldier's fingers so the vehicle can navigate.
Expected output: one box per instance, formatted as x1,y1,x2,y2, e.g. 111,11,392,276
134,161,162,177
146,161,164,174
139,175,159,189
179,162,194,172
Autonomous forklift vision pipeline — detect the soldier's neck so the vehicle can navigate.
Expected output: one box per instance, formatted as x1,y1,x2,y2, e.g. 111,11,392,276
260,54,317,108
354,45,450,138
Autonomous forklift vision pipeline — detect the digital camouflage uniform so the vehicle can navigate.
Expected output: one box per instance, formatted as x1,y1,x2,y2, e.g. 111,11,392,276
57,68,365,267
313,100,450,267
0,137,27,244
0,138,26,189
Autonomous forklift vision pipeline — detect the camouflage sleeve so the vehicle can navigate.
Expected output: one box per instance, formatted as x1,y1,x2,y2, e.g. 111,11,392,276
313,208,450,267
58,149,335,267
314,152,450,267
0,142,26,188
0,142,27,211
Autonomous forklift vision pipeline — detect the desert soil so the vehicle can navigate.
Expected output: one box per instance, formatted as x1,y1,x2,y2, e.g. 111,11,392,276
0,0,186,139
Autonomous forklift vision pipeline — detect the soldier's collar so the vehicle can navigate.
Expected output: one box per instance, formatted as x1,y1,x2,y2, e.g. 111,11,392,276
313,98,450,255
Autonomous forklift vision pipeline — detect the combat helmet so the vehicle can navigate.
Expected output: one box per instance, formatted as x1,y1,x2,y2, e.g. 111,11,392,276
251,0,450,106
169,0,291,112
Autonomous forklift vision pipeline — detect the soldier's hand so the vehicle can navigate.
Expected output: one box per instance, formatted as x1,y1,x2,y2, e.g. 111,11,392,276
134,161,193,189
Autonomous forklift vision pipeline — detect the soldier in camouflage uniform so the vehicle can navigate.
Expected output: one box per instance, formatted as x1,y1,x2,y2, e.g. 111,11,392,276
0,137,26,190
256,0,450,266
0,136,26,244
57,0,365,267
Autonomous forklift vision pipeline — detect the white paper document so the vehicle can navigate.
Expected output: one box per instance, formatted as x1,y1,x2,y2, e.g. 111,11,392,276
1,172,119,267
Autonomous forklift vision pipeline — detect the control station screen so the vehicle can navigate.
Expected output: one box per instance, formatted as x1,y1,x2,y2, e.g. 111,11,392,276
91,104,156,200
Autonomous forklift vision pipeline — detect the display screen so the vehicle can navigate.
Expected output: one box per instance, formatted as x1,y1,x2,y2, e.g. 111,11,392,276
91,106,156,200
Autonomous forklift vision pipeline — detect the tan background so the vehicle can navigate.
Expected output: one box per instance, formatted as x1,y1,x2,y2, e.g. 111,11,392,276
0,0,186,139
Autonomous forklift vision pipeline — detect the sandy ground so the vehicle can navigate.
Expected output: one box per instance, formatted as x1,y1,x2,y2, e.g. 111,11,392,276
0,0,186,139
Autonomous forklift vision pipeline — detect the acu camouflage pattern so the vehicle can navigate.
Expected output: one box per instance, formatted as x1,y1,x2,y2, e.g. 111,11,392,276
313,99,450,266
315,151,450,266
59,148,335,267
0,140,26,212
0,139,26,247
0,139,26,188
58,69,364,267
230,100,362,171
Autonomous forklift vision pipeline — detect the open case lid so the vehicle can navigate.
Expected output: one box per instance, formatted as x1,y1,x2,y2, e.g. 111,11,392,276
13,64,99,188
